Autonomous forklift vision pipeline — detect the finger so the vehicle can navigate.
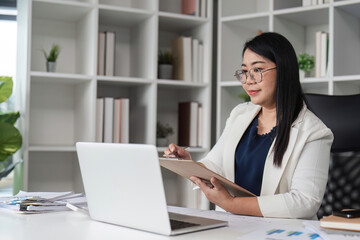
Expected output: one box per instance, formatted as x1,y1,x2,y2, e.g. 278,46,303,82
169,143,177,152
190,176,212,191
210,177,226,191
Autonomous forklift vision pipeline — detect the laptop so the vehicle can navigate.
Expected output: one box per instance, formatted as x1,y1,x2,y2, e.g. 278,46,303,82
76,142,227,236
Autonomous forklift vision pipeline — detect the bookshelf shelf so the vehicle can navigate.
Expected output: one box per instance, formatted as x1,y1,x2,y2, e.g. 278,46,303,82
31,71,93,84
29,146,77,152
217,0,360,138
97,76,153,85
157,79,208,88
32,1,93,22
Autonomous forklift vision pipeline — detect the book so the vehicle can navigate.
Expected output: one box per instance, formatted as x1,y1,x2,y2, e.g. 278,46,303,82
182,0,196,16
315,31,322,77
320,214,360,232
320,32,328,77
198,43,204,83
97,32,106,75
197,104,203,147
113,98,122,143
159,158,255,197
96,98,104,142
200,0,207,18
103,97,114,143
113,98,129,143
172,36,192,82
105,31,115,76
302,0,311,6
192,38,199,83
178,102,198,147
120,98,129,143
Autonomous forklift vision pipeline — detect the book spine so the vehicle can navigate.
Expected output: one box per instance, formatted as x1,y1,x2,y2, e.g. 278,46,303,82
97,32,106,75
172,36,185,80
320,32,328,77
315,31,322,78
183,37,192,82
197,104,203,147
198,43,204,83
105,31,115,76
113,98,121,143
103,97,114,143
95,98,104,142
192,38,199,83
189,102,198,147
178,102,191,146
120,98,129,143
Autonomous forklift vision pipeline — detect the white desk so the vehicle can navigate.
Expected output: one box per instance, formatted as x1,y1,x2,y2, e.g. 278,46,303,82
0,206,314,240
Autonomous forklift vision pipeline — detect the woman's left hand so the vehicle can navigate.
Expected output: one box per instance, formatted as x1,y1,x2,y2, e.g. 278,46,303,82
190,176,234,209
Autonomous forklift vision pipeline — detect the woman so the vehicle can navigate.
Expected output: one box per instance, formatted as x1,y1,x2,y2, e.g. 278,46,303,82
164,32,333,219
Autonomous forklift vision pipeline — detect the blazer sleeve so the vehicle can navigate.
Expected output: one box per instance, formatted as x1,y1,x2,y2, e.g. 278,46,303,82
257,129,333,219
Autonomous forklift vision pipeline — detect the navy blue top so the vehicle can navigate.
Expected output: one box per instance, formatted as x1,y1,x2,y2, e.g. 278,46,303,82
235,116,277,196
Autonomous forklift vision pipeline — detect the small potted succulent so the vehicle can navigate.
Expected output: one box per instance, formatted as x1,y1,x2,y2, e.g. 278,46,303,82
158,50,175,80
297,53,315,79
156,121,174,146
43,44,61,72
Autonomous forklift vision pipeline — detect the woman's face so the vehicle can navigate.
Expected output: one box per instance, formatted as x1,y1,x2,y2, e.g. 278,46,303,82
241,49,277,109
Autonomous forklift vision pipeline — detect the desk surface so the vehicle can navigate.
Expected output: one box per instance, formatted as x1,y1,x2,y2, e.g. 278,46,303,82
0,206,310,240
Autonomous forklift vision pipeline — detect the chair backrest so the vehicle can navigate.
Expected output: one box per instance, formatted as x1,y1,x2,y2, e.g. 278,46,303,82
304,93,360,218
304,93,360,153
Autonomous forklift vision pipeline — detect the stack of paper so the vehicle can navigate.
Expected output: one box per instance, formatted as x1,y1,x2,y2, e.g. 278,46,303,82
0,191,87,214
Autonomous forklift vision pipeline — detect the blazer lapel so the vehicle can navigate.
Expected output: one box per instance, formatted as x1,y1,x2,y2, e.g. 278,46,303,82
260,104,307,196
223,104,261,182
260,127,299,195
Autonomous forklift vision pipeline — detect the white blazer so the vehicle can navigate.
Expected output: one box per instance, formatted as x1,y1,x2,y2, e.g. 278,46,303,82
200,102,334,219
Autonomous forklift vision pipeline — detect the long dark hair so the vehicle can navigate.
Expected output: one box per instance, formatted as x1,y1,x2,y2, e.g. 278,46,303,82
242,32,305,167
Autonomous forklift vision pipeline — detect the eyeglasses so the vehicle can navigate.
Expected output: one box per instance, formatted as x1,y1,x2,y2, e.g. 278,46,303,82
234,67,276,84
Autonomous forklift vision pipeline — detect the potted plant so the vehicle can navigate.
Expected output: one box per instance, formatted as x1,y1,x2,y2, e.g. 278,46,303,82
297,53,315,79
156,121,174,146
0,76,23,181
43,44,61,72
158,50,175,80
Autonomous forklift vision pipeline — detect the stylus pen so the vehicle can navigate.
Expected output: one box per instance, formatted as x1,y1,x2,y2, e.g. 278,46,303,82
167,146,190,156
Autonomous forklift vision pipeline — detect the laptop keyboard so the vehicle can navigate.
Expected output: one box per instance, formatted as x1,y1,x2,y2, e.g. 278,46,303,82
170,219,201,230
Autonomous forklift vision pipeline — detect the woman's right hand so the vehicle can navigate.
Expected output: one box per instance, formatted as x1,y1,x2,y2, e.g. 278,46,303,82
163,143,192,160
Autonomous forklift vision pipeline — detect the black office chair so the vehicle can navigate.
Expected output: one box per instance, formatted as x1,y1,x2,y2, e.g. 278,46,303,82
304,93,360,219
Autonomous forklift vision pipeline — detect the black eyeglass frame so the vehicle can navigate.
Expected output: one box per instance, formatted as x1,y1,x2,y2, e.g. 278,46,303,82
234,67,276,84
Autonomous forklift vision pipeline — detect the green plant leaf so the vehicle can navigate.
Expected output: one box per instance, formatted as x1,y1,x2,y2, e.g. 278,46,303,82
0,112,20,125
0,122,22,162
0,76,13,104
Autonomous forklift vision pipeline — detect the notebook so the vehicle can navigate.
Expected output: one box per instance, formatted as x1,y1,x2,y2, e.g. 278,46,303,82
76,142,227,236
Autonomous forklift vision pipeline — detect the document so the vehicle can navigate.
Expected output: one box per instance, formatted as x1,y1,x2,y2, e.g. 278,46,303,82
0,191,87,214
159,158,255,197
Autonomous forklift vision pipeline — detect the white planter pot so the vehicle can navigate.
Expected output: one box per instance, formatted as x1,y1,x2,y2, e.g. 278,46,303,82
46,61,57,72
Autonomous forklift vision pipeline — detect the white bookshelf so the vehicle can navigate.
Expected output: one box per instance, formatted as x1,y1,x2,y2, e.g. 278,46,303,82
16,0,213,208
217,0,360,137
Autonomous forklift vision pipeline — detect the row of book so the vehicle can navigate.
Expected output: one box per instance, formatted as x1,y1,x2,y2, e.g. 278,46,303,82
303,0,329,6
182,0,208,18
178,101,203,147
96,97,129,143
315,31,329,78
173,36,204,83
97,31,115,76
